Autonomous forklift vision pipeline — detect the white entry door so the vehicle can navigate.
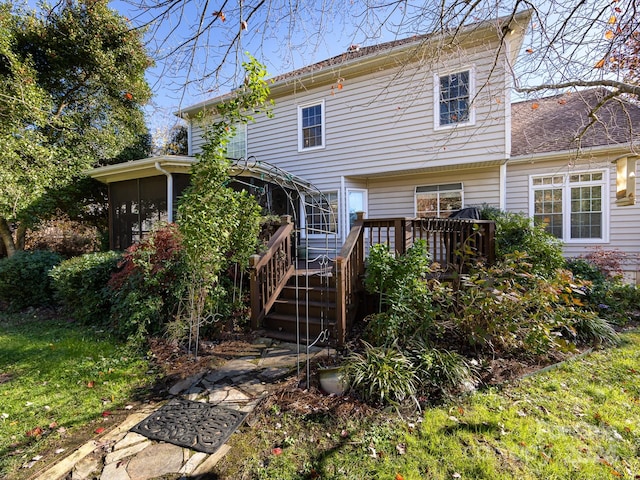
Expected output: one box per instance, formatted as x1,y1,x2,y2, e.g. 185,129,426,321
345,188,368,240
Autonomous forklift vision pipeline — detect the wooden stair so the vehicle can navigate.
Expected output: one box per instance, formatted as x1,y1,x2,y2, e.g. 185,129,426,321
261,272,338,344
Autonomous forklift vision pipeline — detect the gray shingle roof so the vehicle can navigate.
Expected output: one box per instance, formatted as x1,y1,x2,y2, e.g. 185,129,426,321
510,88,640,156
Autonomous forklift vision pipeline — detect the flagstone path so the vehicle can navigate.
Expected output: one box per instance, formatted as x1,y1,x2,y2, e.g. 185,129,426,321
33,339,333,480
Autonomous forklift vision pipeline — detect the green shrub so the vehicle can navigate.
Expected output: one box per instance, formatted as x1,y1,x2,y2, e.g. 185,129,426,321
0,250,62,311
364,240,431,300
108,224,187,345
438,254,610,356
344,341,419,406
409,341,477,398
481,208,564,277
568,311,619,346
49,251,121,325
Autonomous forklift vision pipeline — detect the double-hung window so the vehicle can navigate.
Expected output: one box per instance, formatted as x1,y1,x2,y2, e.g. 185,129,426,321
531,171,608,242
303,191,338,236
435,70,474,128
226,123,247,159
416,183,463,218
298,101,325,151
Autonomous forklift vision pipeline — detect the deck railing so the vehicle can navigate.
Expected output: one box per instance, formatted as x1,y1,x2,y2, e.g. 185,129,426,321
334,218,366,345
362,216,496,267
249,213,495,345
331,214,496,344
249,216,295,328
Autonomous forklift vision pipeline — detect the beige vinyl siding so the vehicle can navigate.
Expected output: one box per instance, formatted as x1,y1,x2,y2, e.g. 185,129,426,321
366,167,501,219
191,40,510,190
506,155,640,282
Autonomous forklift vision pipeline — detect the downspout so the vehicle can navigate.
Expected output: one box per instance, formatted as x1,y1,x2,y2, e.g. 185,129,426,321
155,162,174,223
499,161,507,211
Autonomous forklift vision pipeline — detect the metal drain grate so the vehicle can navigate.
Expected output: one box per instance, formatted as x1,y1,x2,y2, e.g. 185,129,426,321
131,399,248,454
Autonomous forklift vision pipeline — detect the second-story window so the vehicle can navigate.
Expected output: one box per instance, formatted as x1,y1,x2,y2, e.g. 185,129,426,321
226,123,247,159
436,70,473,128
298,101,325,151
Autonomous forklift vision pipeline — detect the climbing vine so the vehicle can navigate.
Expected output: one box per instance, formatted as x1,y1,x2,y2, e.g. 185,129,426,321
176,56,272,345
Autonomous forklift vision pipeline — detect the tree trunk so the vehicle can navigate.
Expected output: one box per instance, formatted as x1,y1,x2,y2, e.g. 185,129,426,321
0,218,17,258
15,223,26,251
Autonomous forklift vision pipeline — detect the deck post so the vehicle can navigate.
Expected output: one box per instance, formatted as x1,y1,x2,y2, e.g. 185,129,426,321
335,256,347,346
394,218,406,255
249,254,261,330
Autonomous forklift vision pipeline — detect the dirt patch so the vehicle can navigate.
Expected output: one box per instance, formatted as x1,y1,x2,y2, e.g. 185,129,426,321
0,372,14,384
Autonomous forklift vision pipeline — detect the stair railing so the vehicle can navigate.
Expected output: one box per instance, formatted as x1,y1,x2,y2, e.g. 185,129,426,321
334,213,366,345
249,215,295,329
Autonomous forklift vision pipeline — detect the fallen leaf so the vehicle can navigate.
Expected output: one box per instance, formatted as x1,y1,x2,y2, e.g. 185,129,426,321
26,427,43,437
94,427,105,434
49,422,57,429
531,103,539,110
271,447,283,455
369,446,377,458
87,381,95,388
102,411,111,417
395,474,405,480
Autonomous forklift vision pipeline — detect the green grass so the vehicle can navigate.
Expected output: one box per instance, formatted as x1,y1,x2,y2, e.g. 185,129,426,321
215,331,640,479
0,311,154,478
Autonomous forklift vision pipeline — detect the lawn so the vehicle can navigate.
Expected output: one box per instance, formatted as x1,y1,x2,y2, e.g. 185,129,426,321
214,330,640,479
0,311,155,478
2,308,639,480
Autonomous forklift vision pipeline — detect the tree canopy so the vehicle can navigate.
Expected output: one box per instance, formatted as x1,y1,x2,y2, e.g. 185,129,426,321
0,0,152,256
122,0,639,106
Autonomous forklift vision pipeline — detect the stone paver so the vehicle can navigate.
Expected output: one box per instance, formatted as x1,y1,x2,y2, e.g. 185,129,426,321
125,443,184,480
38,339,317,480
71,454,101,480
100,461,131,480
113,432,148,451
178,451,208,475
105,440,151,464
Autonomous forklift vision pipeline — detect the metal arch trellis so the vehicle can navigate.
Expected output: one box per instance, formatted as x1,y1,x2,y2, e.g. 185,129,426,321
228,155,340,384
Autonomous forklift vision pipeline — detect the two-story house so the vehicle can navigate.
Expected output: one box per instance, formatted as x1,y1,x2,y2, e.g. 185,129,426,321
90,10,639,282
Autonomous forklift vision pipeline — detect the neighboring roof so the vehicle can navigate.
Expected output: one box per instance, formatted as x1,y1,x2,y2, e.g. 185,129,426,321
511,88,640,157
178,10,531,117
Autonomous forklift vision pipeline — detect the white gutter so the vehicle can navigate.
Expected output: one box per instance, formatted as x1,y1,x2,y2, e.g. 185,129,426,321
155,162,174,223
509,143,637,164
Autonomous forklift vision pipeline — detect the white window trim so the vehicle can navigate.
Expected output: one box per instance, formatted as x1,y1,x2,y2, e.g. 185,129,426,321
226,123,247,159
300,190,339,238
433,66,476,131
297,100,326,152
528,169,610,244
414,183,464,218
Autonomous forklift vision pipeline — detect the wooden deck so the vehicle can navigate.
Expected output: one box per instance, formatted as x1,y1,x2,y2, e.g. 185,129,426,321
249,214,496,346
